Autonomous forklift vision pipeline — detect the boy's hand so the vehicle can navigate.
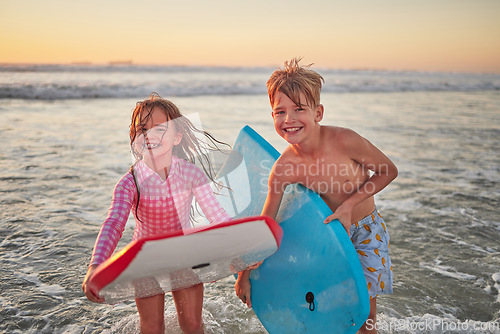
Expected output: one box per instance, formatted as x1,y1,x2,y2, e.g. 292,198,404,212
235,270,253,308
324,205,352,236
247,261,263,270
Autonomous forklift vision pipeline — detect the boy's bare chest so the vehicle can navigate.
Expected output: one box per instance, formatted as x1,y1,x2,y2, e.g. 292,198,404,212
287,157,367,195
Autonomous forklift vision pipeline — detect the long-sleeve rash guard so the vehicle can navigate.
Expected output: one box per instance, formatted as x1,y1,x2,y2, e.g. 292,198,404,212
90,156,231,265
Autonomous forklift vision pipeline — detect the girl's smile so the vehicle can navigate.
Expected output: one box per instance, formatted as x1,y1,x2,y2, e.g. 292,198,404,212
135,107,182,172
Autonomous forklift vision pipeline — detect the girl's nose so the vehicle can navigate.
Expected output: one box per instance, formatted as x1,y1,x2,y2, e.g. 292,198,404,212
146,131,158,140
146,128,161,140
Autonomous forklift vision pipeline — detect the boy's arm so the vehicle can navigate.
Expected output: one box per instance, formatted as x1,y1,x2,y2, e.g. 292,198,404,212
261,176,285,219
235,164,288,308
324,129,398,231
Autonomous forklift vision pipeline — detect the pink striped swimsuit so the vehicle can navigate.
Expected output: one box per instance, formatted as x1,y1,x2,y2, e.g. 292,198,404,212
90,156,231,265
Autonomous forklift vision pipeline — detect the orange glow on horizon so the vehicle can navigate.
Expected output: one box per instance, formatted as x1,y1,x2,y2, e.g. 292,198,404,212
1,0,499,74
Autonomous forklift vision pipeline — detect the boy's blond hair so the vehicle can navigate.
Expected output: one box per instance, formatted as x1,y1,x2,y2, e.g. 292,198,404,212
267,58,324,108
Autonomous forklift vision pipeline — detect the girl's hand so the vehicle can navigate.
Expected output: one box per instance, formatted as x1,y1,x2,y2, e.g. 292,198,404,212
82,265,105,303
324,204,352,236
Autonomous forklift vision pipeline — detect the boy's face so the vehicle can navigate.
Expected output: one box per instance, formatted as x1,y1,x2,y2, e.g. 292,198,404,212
271,91,323,144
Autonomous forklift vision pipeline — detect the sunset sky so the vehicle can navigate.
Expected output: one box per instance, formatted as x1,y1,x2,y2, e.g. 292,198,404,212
1,0,499,73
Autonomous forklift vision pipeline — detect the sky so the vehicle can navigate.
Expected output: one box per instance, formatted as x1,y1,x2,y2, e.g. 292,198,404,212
1,0,499,73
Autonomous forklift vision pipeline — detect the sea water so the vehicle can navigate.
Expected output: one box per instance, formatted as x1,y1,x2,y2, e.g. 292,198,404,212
0,64,499,333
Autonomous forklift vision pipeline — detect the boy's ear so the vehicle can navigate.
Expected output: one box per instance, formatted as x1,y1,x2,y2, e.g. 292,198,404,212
315,104,324,122
174,132,183,145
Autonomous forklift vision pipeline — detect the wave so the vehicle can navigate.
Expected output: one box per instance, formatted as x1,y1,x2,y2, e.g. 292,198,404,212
1,64,499,100
0,63,250,73
0,82,265,100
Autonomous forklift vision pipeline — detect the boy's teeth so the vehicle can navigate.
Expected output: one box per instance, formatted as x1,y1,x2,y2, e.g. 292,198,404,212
284,127,300,132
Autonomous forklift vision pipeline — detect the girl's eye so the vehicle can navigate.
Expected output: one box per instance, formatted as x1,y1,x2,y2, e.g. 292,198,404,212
140,126,167,135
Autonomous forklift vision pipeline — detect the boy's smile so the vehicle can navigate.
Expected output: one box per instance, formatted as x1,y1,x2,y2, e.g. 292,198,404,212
283,126,302,133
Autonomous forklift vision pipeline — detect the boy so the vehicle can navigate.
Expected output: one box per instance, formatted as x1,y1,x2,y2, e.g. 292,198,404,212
235,58,398,333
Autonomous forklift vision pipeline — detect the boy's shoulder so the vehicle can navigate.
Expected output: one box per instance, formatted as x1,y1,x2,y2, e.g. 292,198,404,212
321,125,361,144
321,125,367,155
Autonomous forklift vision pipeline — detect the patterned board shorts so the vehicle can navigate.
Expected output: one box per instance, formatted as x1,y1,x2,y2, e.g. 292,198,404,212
349,208,393,299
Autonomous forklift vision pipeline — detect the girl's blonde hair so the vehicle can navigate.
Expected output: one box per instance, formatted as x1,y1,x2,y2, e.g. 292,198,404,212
267,58,324,108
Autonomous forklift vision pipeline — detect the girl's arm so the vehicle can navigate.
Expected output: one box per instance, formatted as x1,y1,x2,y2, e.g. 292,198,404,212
192,170,232,224
89,173,136,265
83,173,136,303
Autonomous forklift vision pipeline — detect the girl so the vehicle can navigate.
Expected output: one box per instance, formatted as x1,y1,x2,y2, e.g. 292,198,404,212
82,93,231,334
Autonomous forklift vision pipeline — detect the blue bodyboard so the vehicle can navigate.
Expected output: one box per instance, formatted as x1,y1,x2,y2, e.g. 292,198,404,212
216,126,370,333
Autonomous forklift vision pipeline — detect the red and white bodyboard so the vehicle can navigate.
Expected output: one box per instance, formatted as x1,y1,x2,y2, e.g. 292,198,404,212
88,216,282,304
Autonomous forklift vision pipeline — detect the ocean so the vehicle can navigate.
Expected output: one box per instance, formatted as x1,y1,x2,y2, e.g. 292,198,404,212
0,64,499,333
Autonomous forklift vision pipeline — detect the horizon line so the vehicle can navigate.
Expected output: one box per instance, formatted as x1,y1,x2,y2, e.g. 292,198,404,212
1,61,499,76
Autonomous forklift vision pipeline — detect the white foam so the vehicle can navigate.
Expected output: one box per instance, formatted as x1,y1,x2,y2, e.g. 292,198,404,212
377,198,423,213
105,276,265,334
109,297,265,334
492,272,500,303
420,260,476,281
436,227,492,254
14,271,66,298
1,64,499,100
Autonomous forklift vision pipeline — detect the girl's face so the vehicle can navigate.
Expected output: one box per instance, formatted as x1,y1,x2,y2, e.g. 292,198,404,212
135,107,182,162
